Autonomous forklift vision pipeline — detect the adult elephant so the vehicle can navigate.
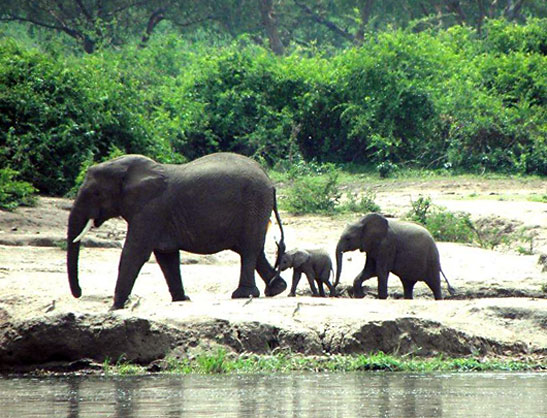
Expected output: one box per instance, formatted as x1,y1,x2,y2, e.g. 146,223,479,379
67,153,287,310
334,213,454,300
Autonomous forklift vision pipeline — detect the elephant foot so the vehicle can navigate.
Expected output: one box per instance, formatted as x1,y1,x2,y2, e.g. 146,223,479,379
172,295,191,302
288,292,296,297
265,276,287,297
110,301,126,310
110,296,128,310
352,286,365,299
232,285,260,299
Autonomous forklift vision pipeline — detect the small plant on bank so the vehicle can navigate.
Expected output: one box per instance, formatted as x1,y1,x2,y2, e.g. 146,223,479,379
338,190,381,214
405,196,475,243
197,349,229,374
376,161,399,178
425,208,475,243
0,168,37,211
283,164,341,214
102,355,146,376
407,196,432,225
108,351,546,375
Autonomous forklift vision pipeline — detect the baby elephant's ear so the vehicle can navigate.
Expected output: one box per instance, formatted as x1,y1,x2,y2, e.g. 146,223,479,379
293,250,311,269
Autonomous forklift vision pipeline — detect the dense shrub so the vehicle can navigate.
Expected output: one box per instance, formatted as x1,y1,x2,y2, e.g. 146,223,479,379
0,40,170,195
1,18,545,199
405,196,475,243
175,45,304,162
282,165,341,214
0,168,36,210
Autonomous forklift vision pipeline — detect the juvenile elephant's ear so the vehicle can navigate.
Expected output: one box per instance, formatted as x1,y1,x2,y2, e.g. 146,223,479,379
359,213,389,252
293,250,311,269
121,156,167,212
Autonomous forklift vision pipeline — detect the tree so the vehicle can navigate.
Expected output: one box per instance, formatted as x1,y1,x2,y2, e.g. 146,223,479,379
0,1,141,53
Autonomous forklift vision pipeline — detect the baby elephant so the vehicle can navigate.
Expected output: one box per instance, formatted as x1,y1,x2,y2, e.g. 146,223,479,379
335,213,455,300
280,249,335,297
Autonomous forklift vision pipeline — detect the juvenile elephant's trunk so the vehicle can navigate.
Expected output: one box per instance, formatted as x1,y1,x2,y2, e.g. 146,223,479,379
67,207,89,298
334,244,344,288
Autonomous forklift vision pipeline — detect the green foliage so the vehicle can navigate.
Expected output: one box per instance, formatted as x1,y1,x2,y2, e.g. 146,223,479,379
283,165,341,214
484,18,547,55
407,196,432,225
338,190,381,214
377,161,399,178
275,160,380,215
102,350,546,375
196,349,229,374
1,19,546,196
103,355,145,376
0,40,170,195
406,196,475,243
424,208,476,243
175,44,302,162
0,168,36,210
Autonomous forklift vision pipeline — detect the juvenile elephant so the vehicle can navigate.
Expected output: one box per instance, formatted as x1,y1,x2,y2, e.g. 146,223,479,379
334,213,454,300
67,153,287,310
280,249,335,297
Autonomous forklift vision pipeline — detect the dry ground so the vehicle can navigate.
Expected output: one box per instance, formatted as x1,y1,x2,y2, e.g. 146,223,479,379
0,176,546,370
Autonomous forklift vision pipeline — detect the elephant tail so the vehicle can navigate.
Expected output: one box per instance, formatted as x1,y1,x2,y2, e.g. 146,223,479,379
441,268,456,296
272,188,285,274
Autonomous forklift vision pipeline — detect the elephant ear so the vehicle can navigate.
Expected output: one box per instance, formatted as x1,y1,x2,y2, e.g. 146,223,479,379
359,213,389,252
293,250,311,269
121,156,167,212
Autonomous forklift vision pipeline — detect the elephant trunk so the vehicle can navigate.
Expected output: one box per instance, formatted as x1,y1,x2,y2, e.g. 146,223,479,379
67,205,89,298
334,243,344,288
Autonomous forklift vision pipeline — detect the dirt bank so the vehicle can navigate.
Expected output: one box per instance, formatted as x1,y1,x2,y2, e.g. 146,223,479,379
0,177,546,372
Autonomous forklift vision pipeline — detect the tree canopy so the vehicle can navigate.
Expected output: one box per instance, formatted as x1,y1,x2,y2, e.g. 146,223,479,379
1,0,545,54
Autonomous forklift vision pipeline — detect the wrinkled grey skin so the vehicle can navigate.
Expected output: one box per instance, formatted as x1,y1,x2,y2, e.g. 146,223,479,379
67,153,287,310
335,213,454,300
280,249,335,297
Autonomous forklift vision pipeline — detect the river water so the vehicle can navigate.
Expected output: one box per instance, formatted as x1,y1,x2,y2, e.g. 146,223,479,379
0,372,545,417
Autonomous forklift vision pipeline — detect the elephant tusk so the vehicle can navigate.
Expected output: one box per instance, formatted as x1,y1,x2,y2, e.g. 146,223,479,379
73,219,94,243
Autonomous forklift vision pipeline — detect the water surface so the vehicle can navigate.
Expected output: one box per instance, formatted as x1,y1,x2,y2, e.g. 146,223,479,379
1,372,545,417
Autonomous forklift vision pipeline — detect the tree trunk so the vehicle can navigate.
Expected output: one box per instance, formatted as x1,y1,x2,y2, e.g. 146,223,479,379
355,0,375,45
258,0,284,55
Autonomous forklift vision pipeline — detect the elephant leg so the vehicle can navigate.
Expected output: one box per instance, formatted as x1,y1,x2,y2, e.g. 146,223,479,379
154,250,190,302
317,280,326,297
305,273,320,297
112,239,152,309
288,270,302,297
401,279,416,299
325,279,336,297
426,276,443,300
256,251,287,297
377,270,390,299
232,251,260,299
353,257,376,299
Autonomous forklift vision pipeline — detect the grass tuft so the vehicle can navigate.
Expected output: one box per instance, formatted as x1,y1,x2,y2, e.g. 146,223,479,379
102,350,546,376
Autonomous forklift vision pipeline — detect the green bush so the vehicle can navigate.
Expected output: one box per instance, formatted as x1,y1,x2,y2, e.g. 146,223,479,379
405,196,474,243
1,19,546,197
0,40,172,195
338,190,381,214
175,45,303,163
424,208,475,243
283,165,340,214
0,168,36,210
